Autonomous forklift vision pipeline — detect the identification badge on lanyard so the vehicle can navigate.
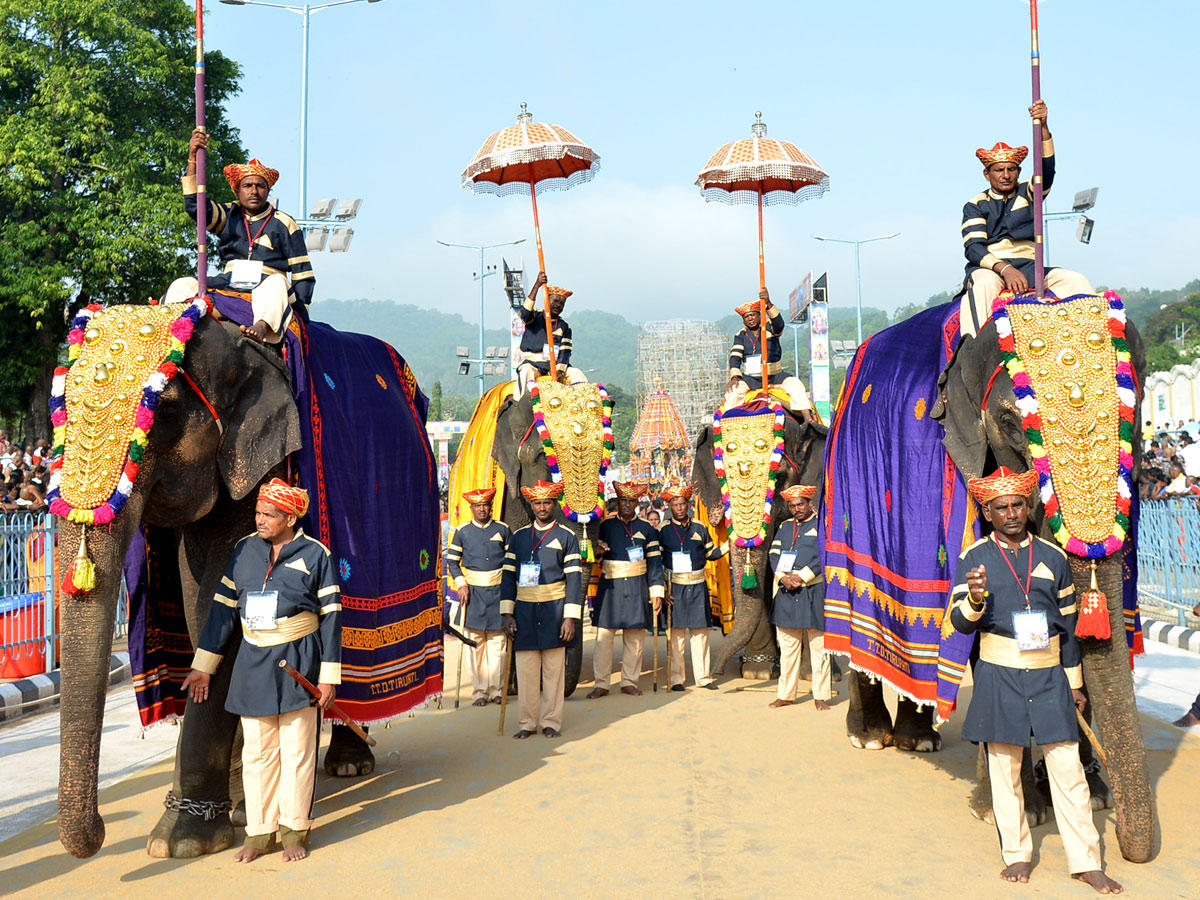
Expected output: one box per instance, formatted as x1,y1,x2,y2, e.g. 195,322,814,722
744,354,763,376
518,562,542,587
671,551,693,573
229,259,264,289
243,590,280,631
1012,609,1051,651
627,544,645,563
776,551,797,573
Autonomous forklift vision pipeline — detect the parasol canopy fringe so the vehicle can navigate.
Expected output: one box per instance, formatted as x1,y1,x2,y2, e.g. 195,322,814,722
698,181,830,207
462,165,600,198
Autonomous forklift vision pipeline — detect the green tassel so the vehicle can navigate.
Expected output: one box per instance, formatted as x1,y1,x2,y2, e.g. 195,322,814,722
580,538,593,564
741,555,758,589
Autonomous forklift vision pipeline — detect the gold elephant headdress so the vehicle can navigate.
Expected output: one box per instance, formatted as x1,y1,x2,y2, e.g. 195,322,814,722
529,381,613,523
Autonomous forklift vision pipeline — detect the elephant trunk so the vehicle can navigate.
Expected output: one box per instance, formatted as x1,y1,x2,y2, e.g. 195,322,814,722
1071,552,1156,863
57,496,146,858
712,545,767,675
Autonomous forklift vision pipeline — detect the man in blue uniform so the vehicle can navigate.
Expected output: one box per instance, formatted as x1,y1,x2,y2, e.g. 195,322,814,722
658,481,726,691
501,481,582,739
587,482,665,698
959,100,1093,337
950,467,1121,894
768,484,831,710
516,271,586,395
724,288,814,420
182,479,340,863
164,128,316,344
446,487,510,706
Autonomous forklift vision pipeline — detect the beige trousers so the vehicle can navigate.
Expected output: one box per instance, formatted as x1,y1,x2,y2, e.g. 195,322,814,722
516,363,588,397
668,628,713,687
466,628,507,702
162,273,292,343
986,740,1103,873
593,627,645,689
516,647,566,732
241,705,319,836
776,626,832,702
724,375,812,414
960,268,1094,338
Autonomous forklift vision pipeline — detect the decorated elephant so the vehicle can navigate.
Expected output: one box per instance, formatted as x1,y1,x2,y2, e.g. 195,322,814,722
822,292,1153,864
489,380,616,696
50,300,442,859
692,402,828,679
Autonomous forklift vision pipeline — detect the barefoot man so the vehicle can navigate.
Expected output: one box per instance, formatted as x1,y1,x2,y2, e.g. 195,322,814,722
182,479,341,863
768,484,831,711
950,467,1121,893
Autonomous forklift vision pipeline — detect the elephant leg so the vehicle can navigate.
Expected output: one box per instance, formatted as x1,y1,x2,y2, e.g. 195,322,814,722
893,697,942,753
969,744,1046,828
713,548,768,676
325,723,375,777
740,614,777,680
845,671,893,750
1076,693,1113,811
148,502,256,858
564,629,582,698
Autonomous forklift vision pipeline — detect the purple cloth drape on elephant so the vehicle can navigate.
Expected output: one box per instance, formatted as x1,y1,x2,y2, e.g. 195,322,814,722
820,302,978,718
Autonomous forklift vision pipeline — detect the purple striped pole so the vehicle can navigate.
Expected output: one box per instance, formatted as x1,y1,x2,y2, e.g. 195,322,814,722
194,1,208,295
1029,0,1045,299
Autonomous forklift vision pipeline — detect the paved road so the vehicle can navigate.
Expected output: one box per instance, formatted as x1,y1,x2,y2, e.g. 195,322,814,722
2,632,1198,899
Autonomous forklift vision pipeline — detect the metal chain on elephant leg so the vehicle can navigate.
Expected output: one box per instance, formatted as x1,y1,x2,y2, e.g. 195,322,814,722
743,653,778,665
162,791,233,822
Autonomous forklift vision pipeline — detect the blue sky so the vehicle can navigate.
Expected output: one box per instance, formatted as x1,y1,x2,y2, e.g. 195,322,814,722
203,0,1199,327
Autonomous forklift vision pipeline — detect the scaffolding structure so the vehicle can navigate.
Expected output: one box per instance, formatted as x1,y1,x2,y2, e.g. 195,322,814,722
635,320,728,445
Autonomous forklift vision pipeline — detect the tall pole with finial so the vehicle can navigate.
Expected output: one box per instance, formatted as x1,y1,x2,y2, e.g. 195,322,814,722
520,104,558,377
752,112,770,393
1028,0,1045,300
193,1,209,295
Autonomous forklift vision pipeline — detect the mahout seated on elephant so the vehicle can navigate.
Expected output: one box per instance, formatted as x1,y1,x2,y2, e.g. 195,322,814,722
822,291,1153,865
723,287,816,422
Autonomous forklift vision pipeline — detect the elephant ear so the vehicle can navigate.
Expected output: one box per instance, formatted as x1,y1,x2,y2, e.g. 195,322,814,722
492,396,527,501
936,332,989,482
218,337,303,500
691,424,721,512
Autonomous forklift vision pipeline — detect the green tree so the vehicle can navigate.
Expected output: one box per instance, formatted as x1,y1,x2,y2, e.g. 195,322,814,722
1144,342,1182,375
0,0,245,434
604,382,636,466
429,380,443,420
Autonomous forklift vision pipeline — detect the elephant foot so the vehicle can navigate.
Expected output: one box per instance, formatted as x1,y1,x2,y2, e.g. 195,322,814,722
893,699,941,753
1084,760,1114,811
231,799,246,828
324,723,375,777
848,731,894,751
968,781,996,826
147,804,234,859
740,660,776,680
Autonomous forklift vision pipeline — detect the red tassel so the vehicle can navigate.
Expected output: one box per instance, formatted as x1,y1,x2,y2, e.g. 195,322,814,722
1075,561,1111,640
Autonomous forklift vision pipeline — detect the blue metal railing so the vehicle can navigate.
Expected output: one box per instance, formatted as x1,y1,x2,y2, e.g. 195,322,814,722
1137,500,1200,627
1,513,128,679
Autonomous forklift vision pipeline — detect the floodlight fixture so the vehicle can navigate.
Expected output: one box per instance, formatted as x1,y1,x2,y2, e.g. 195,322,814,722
486,346,499,358
308,198,337,219
329,228,354,252
455,346,470,358
1072,187,1099,212
335,198,362,220
1076,216,1095,244
458,361,471,376
831,340,844,353
305,227,330,252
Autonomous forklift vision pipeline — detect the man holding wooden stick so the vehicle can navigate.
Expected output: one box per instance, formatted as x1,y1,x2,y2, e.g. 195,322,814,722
182,479,341,863
500,481,582,739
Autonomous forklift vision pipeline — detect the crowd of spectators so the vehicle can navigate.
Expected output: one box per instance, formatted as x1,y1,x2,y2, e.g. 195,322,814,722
1141,418,1200,503
0,430,50,513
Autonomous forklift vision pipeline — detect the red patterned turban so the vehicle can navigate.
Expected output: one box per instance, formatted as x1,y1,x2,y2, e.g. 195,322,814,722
967,467,1038,505
735,300,765,317
462,488,497,505
225,158,280,192
780,484,817,501
521,480,563,501
546,285,572,300
613,481,647,500
976,142,1028,168
660,481,693,501
258,477,309,517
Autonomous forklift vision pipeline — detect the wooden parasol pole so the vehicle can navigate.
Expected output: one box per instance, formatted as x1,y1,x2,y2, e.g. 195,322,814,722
757,188,769,393
193,1,208,295
530,182,558,377
1028,0,1046,300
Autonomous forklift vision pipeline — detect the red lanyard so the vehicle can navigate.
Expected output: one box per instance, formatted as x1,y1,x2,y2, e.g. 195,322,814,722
243,209,274,259
671,521,690,549
530,524,554,560
787,518,805,553
992,533,1033,607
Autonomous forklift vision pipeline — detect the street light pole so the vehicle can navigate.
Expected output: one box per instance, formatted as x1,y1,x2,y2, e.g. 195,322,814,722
811,232,900,344
437,239,526,397
220,0,382,218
